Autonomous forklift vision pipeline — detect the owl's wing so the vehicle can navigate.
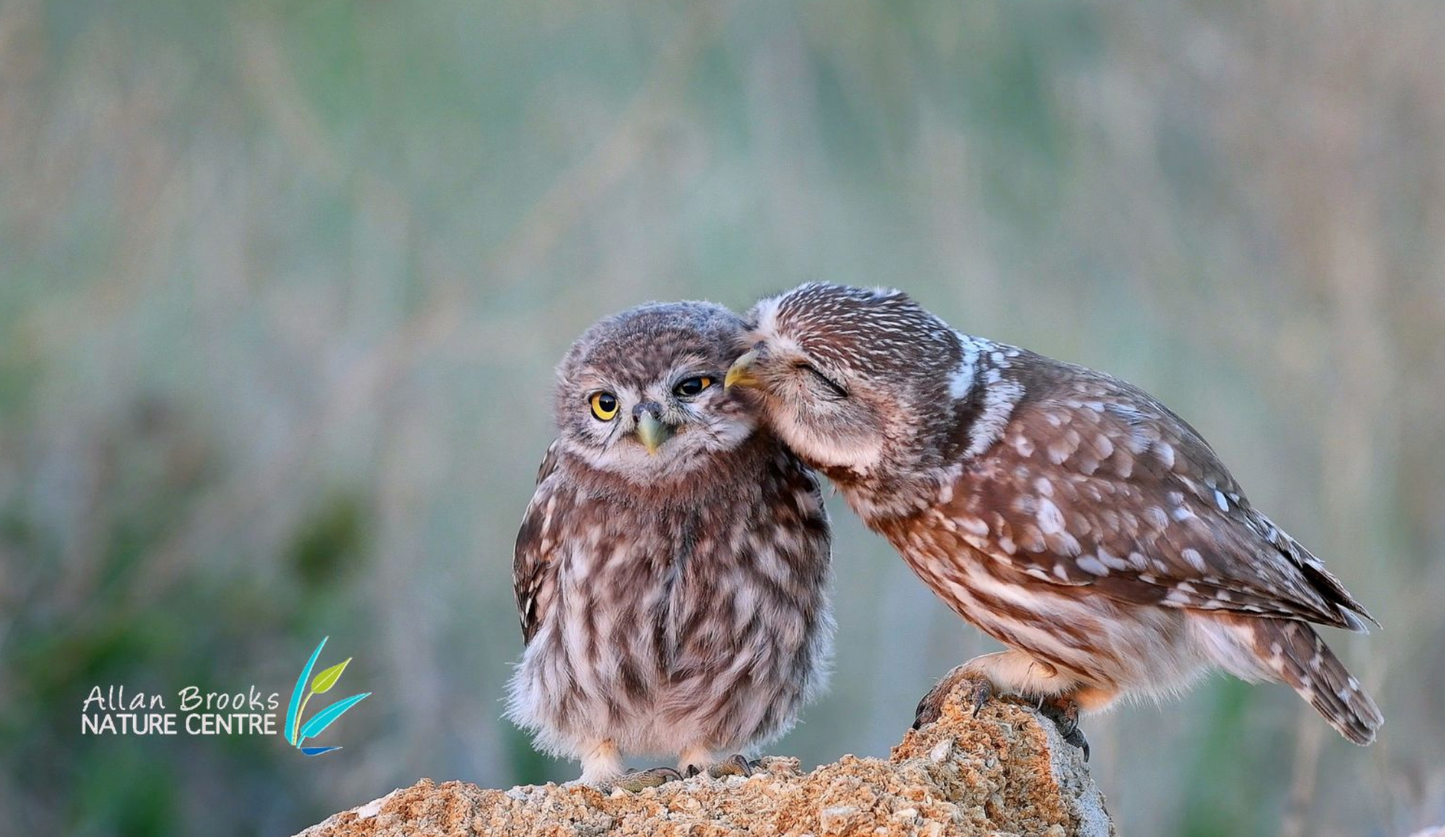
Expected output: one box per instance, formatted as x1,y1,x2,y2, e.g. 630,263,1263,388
513,442,564,645
947,362,1373,631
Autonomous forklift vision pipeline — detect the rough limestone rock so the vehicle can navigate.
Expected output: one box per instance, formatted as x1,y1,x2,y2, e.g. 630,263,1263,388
295,682,1114,837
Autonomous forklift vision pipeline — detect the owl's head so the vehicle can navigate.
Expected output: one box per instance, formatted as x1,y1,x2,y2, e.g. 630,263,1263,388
727,283,962,476
554,301,758,483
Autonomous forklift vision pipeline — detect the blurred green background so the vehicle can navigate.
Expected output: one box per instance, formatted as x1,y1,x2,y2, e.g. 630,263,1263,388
2,0,1443,835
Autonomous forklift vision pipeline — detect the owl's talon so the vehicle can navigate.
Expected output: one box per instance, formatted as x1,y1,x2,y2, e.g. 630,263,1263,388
913,665,993,729
913,700,937,729
610,767,683,792
1037,696,1079,735
684,764,701,778
1037,698,1090,761
968,679,993,717
706,753,753,778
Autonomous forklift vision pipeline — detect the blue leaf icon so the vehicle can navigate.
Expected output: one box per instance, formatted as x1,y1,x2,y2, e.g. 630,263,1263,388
298,692,371,743
287,637,328,745
301,746,343,756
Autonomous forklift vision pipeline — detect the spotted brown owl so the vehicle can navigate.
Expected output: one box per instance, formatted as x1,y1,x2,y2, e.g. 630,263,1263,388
726,283,1381,748
506,301,834,787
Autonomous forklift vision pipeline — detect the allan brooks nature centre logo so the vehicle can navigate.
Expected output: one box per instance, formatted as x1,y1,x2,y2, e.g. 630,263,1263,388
80,637,371,756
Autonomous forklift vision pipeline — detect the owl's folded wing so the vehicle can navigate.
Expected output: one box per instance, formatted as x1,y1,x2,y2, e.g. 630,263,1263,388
944,368,1373,632
513,443,564,645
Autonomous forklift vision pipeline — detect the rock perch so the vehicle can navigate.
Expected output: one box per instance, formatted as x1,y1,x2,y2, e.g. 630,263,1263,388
294,682,1114,836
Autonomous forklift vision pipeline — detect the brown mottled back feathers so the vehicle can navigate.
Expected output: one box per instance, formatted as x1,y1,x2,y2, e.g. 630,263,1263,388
940,352,1374,632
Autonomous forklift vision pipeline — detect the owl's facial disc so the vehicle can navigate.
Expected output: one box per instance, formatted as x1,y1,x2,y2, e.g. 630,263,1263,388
555,301,761,484
735,283,963,476
726,341,885,473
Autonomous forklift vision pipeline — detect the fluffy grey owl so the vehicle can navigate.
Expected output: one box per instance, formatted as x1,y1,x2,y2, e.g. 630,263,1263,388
506,301,834,787
726,282,1381,748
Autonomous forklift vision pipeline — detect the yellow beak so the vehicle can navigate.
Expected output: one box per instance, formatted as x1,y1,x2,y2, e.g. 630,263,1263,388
725,349,761,390
636,412,673,455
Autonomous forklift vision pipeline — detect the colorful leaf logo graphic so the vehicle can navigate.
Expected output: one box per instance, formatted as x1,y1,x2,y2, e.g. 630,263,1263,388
286,638,369,756
299,693,370,741
311,659,351,694
286,637,326,746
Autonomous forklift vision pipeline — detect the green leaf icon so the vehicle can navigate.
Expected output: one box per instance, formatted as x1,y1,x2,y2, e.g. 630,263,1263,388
310,658,351,695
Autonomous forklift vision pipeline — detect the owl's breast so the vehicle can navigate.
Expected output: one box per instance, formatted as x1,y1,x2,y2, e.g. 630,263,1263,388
545,500,747,675
516,451,832,753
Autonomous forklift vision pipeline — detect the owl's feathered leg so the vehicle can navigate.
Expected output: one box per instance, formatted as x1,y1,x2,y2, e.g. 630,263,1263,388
578,739,625,784
678,744,717,775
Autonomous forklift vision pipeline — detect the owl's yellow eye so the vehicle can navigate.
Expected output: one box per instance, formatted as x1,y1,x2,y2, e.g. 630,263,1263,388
674,376,713,397
590,392,619,421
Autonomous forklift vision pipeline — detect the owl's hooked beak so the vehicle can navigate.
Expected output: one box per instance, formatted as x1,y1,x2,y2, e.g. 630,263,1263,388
724,349,761,390
635,410,673,455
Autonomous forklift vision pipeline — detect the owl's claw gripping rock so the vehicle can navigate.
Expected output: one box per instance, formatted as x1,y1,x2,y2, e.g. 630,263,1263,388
1037,698,1090,761
1066,728,1090,761
964,679,993,717
610,767,683,792
705,754,753,779
913,666,993,729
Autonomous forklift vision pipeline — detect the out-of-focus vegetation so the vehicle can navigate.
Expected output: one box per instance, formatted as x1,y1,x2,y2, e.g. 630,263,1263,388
1,1,1442,835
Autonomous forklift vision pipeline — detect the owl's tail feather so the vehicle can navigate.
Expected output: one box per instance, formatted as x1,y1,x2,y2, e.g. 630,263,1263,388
1253,619,1383,745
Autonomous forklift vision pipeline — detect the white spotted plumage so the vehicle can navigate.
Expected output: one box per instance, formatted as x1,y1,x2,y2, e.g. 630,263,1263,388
735,282,1382,745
